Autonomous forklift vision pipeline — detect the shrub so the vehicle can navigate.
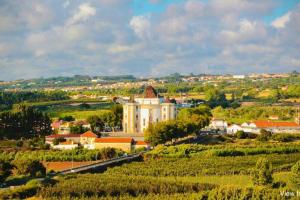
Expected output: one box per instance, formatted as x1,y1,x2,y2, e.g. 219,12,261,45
257,129,272,142
251,158,273,186
236,130,247,139
12,159,46,177
52,137,66,145
272,134,297,142
16,140,23,147
0,160,12,183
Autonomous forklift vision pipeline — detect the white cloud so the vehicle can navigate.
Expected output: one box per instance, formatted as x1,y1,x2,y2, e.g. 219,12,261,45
67,3,96,25
239,19,256,33
129,15,151,39
271,12,291,29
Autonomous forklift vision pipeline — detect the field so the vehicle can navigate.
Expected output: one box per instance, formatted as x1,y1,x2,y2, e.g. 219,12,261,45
31,141,300,200
24,100,112,119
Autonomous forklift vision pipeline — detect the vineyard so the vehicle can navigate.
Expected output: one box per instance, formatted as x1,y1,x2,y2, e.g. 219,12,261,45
1,142,300,199
33,142,300,199
0,148,124,162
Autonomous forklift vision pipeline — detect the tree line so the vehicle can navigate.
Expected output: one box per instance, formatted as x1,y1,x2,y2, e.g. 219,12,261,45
0,91,69,110
0,105,52,139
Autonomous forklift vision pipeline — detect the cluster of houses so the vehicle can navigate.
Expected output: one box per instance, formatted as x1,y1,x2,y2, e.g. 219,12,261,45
45,131,149,152
209,117,300,134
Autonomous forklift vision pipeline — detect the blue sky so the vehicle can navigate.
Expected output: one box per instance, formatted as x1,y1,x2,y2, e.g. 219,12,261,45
0,0,300,80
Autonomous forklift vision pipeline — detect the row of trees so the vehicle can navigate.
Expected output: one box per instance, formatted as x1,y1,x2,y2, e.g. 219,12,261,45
0,105,52,139
0,91,69,110
145,105,211,146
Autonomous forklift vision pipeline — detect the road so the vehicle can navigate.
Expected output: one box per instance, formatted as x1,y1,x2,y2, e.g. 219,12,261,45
58,153,142,175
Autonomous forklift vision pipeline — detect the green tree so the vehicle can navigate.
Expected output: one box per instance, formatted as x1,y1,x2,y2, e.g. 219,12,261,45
257,129,272,142
252,158,273,186
236,130,247,139
12,159,46,177
59,115,75,122
87,115,104,133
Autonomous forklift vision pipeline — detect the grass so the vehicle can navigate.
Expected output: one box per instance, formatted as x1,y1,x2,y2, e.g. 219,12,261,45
51,109,111,120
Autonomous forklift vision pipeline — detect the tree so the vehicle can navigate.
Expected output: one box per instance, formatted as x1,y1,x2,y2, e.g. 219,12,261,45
59,115,75,122
205,88,229,108
70,125,89,134
236,130,247,139
111,104,123,131
257,129,272,142
0,106,52,139
87,115,104,133
0,161,12,183
12,159,46,177
291,161,300,187
251,158,273,186
52,137,66,145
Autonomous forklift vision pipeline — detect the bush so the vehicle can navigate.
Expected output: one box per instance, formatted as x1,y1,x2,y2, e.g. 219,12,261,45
52,137,66,145
236,131,247,139
16,140,23,147
0,160,12,183
272,134,297,142
257,129,272,142
251,158,273,186
12,159,46,177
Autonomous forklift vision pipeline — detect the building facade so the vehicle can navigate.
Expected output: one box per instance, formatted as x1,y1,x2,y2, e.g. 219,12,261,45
123,86,176,134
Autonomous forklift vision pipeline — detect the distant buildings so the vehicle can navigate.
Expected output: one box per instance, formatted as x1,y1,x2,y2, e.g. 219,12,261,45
123,86,176,134
45,131,150,152
208,117,300,134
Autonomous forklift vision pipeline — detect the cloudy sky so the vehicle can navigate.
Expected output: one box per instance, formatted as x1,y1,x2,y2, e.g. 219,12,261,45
0,0,299,80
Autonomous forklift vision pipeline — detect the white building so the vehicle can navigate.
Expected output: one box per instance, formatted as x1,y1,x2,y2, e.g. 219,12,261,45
227,124,243,134
209,118,228,131
123,86,176,134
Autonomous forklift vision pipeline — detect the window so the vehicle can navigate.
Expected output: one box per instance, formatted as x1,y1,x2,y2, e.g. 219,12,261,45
136,106,138,110
136,114,138,119
143,118,146,126
163,107,166,111
156,118,159,123
163,114,166,120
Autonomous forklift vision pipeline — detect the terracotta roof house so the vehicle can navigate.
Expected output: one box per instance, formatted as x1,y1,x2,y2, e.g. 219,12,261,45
94,137,134,152
134,140,150,149
80,131,98,145
45,134,81,144
81,131,98,138
241,120,300,133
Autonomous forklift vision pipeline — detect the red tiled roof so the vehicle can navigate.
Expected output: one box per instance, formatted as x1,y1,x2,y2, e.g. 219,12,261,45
81,131,98,138
46,134,81,139
135,141,148,145
95,137,133,143
254,120,300,128
144,86,158,98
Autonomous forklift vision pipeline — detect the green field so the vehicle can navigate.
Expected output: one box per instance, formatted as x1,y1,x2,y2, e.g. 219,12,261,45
25,100,113,119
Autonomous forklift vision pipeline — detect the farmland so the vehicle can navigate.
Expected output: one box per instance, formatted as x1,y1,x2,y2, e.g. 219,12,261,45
20,141,298,200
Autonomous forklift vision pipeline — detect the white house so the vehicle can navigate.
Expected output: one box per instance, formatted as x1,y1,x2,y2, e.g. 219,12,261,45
227,124,243,134
209,118,228,131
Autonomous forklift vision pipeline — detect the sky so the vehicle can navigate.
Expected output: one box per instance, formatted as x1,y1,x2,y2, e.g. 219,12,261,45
0,0,300,81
